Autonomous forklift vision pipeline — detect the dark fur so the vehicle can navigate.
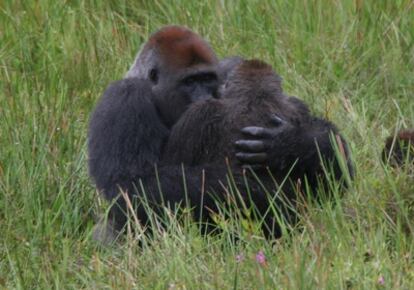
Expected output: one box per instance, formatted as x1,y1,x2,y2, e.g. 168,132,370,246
164,60,353,236
383,129,414,167
166,60,310,166
88,27,352,240
88,26,225,237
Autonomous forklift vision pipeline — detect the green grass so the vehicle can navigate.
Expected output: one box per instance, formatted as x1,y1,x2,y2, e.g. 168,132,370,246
1,0,414,288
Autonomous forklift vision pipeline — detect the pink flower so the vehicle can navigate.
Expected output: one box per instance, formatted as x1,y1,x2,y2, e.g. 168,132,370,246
236,254,245,263
255,250,266,265
377,275,385,285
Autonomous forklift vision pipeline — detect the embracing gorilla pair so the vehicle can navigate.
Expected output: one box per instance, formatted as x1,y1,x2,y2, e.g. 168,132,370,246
88,26,353,242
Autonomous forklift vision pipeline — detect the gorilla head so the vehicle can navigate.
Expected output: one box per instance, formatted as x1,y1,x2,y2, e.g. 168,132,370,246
383,129,414,167
126,26,220,127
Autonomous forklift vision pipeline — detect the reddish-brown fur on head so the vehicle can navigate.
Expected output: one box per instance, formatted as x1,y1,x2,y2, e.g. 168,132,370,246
385,129,414,150
397,129,414,142
146,26,218,68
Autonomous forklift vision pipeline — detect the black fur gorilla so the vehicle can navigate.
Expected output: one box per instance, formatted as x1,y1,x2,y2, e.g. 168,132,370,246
88,26,223,240
164,59,353,236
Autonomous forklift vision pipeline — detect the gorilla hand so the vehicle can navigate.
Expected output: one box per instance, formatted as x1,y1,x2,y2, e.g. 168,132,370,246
235,114,297,171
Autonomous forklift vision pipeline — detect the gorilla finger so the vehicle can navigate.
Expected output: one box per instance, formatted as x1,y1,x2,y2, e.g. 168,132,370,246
235,152,267,164
241,126,273,138
234,140,266,152
270,114,287,126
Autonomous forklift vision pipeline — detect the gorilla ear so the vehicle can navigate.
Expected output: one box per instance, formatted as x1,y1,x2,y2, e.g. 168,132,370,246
149,68,159,84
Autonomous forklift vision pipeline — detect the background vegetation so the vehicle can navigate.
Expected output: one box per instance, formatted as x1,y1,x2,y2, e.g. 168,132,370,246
1,0,413,288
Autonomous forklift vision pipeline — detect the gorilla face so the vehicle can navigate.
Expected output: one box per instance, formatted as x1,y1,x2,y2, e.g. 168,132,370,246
123,26,221,129
152,66,219,128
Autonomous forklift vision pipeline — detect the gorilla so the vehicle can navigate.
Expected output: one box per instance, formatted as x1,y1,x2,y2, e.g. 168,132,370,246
166,59,352,178
88,27,352,243
88,26,220,240
164,59,353,236
383,129,414,167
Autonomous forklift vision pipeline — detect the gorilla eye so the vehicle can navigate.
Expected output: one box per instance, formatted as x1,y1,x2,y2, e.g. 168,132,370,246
149,68,158,84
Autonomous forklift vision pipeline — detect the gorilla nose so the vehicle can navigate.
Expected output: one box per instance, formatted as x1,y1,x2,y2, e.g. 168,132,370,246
192,94,213,102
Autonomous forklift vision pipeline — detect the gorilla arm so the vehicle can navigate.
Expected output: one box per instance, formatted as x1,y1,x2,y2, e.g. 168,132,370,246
88,77,169,200
235,115,353,191
163,99,225,165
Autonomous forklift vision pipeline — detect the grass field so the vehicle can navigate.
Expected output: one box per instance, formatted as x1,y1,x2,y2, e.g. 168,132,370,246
1,0,414,289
